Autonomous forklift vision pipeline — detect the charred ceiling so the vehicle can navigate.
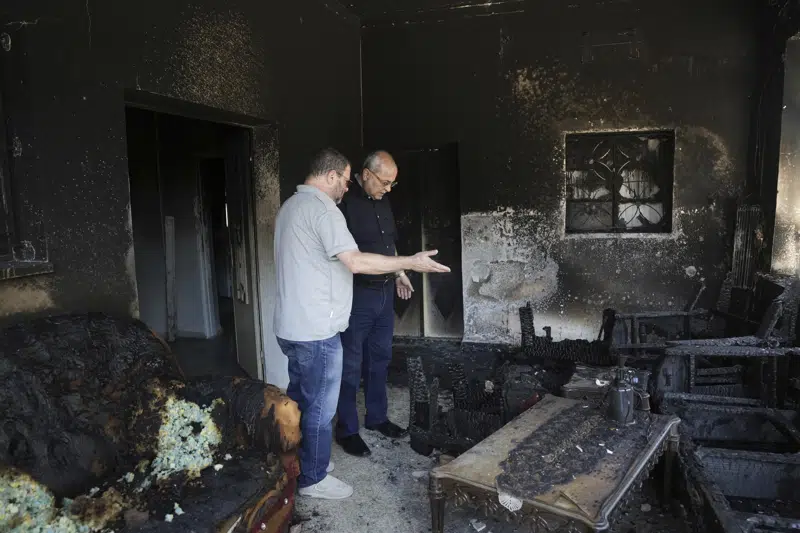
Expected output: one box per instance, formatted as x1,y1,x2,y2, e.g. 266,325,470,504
346,0,792,25
344,0,525,24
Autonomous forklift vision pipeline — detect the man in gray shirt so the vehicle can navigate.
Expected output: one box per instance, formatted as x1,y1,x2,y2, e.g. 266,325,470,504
274,148,449,500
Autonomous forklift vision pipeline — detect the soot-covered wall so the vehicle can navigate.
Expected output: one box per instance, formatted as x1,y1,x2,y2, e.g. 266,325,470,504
362,1,758,343
0,0,361,321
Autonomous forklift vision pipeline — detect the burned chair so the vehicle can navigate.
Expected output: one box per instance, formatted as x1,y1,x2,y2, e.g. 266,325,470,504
405,307,617,457
613,282,709,356
519,303,616,367
520,303,632,403
0,313,300,533
658,273,800,407
605,272,800,408
406,356,545,456
660,394,800,532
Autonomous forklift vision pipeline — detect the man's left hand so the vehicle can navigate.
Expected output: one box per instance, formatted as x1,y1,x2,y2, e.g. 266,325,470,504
396,273,414,300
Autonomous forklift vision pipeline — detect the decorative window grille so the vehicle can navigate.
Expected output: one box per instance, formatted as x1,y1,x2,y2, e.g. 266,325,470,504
565,131,674,233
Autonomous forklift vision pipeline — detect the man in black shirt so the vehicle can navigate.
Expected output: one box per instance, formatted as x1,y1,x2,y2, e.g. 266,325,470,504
335,151,415,457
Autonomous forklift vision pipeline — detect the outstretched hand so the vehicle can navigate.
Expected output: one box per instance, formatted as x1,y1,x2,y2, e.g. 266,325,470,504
409,250,450,274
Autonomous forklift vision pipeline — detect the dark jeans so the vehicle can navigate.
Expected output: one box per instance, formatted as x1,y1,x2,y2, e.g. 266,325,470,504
336,282,394,438
277,335,343,488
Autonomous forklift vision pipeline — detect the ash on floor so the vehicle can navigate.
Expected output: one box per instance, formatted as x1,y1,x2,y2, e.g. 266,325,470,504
294,385,691,533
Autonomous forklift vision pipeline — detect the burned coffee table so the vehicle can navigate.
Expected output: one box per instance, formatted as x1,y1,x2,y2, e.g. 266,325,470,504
429,395,681,532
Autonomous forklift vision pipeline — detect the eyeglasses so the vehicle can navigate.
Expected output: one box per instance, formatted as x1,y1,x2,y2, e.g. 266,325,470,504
366,168,398,190
336,171,351,185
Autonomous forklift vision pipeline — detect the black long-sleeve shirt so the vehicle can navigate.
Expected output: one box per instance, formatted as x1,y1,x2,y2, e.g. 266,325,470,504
339,175,397,284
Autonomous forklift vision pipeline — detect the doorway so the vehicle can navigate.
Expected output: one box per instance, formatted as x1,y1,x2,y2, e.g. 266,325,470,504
125,107,260,378
391,144,464,338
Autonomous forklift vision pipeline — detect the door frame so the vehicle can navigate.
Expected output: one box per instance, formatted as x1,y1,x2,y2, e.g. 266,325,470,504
124,90,281,384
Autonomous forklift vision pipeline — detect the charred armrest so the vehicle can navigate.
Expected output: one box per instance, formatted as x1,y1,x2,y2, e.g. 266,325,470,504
255,383,301,455
183,377,301,456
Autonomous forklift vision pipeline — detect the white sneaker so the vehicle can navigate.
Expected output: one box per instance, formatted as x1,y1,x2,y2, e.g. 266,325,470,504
327,461,335,473
298,474,353,500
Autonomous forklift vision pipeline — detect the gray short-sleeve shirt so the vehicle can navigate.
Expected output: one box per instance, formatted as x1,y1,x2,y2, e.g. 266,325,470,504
274,185,359,341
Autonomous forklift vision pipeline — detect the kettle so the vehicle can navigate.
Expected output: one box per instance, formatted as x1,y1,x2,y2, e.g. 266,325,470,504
606,366,636,425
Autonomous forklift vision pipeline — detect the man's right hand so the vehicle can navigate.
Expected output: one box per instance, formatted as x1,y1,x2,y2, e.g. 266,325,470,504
410,250,451,273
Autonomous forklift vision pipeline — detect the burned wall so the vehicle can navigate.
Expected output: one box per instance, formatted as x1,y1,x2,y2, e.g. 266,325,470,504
773,37,800,278
362,0,757,343
0,0,361,322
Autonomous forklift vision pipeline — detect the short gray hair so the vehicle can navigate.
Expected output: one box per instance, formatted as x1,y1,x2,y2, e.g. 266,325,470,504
362,150,387,175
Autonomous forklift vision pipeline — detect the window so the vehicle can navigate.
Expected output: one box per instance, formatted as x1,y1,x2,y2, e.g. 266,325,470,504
565,130,674,234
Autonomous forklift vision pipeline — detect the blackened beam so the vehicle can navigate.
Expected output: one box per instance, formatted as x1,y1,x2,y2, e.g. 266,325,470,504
613,342,668,351
662,392,762,407
694,376,741,385
664,346,796,357
666,336,785,347
696,365,744,376
615,309,709,319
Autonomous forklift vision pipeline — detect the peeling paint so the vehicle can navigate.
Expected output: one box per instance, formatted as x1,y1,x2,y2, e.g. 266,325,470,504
0,278,56,318
462,209,562,343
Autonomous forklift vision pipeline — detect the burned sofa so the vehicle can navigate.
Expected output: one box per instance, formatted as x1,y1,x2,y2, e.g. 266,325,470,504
0,313,300,533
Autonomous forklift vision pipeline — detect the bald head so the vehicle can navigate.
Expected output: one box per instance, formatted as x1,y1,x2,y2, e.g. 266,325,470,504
363,151,397,176
361,150,398,200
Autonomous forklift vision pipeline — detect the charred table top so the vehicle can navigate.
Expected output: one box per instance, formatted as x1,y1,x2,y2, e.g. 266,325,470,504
429,395,681,533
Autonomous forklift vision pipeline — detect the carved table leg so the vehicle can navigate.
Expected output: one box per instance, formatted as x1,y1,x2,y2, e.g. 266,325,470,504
663,426,679,502
429,474,445,533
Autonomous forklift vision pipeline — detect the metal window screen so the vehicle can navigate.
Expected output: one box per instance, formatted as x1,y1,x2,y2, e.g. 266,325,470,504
565,131,675,233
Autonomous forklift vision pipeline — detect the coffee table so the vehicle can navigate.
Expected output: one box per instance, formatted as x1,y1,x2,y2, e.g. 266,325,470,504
429,395,680,532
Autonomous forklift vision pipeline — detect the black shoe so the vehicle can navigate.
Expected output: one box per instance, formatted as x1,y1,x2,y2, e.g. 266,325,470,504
336,434,371,457
365,421,408,439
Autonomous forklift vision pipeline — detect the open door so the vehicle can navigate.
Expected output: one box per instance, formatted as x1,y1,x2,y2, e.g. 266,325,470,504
225,129,262,379
392,145,464,338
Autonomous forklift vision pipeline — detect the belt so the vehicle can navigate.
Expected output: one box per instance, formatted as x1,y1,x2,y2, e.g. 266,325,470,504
354,275,393,287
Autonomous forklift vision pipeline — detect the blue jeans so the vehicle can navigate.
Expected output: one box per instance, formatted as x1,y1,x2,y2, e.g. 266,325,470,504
277,335,343,488
336,282,394,438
